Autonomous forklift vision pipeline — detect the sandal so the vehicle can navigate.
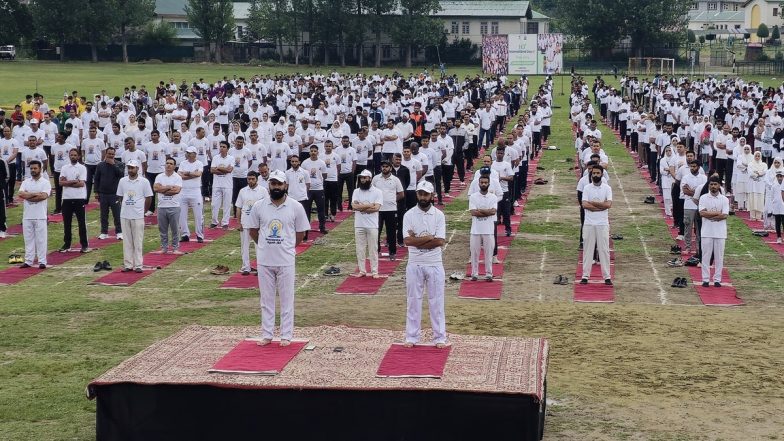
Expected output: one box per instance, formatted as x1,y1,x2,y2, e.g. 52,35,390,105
324,266,341,276
210,265,230,275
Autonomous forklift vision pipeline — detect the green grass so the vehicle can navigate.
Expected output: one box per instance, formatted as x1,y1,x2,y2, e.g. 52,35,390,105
0,63,783,440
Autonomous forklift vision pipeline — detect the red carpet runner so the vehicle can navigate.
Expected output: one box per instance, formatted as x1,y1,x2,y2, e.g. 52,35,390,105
209,339,307,375
734,210,784,258
0,202,100,241
376,343,451,378
91,219,236,286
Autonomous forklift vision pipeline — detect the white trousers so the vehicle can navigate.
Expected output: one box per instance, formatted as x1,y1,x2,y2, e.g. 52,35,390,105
179,189,204,239
582,224,611,280
701,237,725,283
405,264,446,345
470,234,495,277
211,186,232,226
121,218,145,270
355,227,379,274
23,219,48,265
240,229,255,272
258,265,295,341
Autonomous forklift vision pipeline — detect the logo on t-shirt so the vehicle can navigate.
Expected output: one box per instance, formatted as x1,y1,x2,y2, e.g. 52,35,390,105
265,219,284,244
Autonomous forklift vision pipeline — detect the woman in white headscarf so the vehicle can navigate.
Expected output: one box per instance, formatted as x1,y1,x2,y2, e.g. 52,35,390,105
733,140,752,211
748,151,768,221
771,169,784,243
659,145,675,216
764,157,784,230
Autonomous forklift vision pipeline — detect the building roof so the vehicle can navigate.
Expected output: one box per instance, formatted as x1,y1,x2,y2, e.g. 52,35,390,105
156,0,543,20
688,10,745,22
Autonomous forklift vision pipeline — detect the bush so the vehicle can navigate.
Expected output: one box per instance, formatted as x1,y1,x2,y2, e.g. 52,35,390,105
772,26,780,41
687,30,696,44
425,36,480,65
699,36,705,44
139,21,177,47
705,34,715,41
757,23,769,40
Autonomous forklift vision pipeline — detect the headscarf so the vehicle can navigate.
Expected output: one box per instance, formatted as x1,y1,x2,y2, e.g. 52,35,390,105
765,157,783,184
749,151,768,179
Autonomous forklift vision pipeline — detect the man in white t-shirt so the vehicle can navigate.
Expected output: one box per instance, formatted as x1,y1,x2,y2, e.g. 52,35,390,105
284,154,312,240
116,160,153,272
18,160,51,268
210,141,235,229
301,145,328,234
352,169,383,277
235,171,269,275
580,164,613,285
153,158,183,254
247,170,310,346
402,180,447,347
58,148,89,253
469,175,497,281
698,177,729,286
178,147,205,243
372,160,404,260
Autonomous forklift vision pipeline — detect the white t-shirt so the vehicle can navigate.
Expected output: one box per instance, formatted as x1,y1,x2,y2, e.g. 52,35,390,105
352,187,383,229
469,191,497,235
402,205,446,265
235,185,269,226
246,196,310,267
51,142,74,173
582,182,612,226
285,167,311,201
177,159,204,190
335,146,357,174
143,142,168,174
81,137,105,165
301,158,327,191
211,154,235,188
698,192,729,239
116,176,153,219
371,173,404,211
20,176,51,220
401,158,422,191
60,162,88,200
154,172,183,208
490,160,513,193
267,141,291,172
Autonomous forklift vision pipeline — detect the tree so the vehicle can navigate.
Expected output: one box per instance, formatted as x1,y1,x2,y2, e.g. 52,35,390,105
389,0,442,67
185,0,235,63
32,0,84,61
140,21,177,47
247,0,292,63
687,29,696,44
0,0,32,47
555,0,691,57
315,0,353,66
83,0,118,62
366,0,397,67
115,0,155,63
772,25,781,42
757,23,770,43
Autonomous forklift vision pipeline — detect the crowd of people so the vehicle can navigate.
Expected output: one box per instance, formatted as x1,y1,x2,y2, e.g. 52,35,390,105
570,73,784,287
0,70,560,346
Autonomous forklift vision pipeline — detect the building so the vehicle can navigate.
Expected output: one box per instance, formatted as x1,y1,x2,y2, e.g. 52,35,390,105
744,0,781,41
687,0,746,36
153,0,550,61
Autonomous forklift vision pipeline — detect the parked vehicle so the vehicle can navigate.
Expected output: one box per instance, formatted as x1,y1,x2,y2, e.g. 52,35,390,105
0,45,16,60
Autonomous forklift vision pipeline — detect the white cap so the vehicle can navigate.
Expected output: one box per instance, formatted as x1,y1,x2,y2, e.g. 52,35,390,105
185,146,197,153
126,160,140,168
29,118,39,124
416,181,434,194
359,169,373,178
268,169,287,183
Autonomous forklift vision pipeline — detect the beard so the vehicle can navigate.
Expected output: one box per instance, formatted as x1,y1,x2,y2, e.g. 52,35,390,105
591,176,602,184
270,189,286,200
417,199,432,210
359,181,371,190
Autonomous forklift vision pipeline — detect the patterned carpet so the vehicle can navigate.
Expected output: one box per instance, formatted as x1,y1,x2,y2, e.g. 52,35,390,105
89,325,549,400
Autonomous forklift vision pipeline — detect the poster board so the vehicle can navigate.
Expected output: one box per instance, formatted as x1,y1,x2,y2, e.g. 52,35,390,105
483,33,563,75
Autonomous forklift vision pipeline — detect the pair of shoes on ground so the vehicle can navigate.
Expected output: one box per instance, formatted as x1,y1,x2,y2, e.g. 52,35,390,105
671,277,688,288
7,254,23,264
98,233,124,240
324,266,341,276
210,265,230,275
670,245,682,255
19,263,47,269
579,278,613,286
702,281,723,288
667,258,683,267
683,256,700,267
553,274,569,285
643,196,656,204
93,260,112,272
121,267,143,273
59,246,89,253
470,275,494,282
180,235,205,243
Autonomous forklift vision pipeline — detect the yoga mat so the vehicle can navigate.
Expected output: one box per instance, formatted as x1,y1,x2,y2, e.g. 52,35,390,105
458,279,502,300
335,248,408,295
209,339,307,375
0,238,120,285
686,266,743,306
376,343,451,378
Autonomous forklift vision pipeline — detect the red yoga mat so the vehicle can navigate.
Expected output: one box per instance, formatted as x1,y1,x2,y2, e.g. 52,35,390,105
0,238,120,285
458,279,502,300
335,248,407,295
573,283,615,303
376,343,451,378
209,339,307,375
686,266,743,306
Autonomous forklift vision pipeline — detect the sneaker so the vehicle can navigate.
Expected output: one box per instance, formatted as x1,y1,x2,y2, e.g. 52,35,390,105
144,210,154,216
19,263,32,269
209,223,218,229
80,247,89,253
134,268,143,273
116,233,123,240
702,281,709,287
197,236,204,243
666,258,683,267
514,201,520,207
0,231,6,239
485,275,493,282
579,278,588,284
675,235,684,241
777,238,783,244
604,279,613,286
180,235,190,242
58,246,70,253
93,261,103,272
102,260,112,271
492,256,501,264
669,245,681,255
714,282,722,288
98,233,108,240
38,264,46,269
471,275,478,281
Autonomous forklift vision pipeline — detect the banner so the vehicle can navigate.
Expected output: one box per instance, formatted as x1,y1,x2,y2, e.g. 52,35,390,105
508,34,538,75
481,35,508,75
537,33,563,74
483,33,564,75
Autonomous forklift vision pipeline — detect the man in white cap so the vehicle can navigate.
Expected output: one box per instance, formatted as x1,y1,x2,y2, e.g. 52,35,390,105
116,160,153,273
17,160,50,269
248,169,310,346
235,171,269,275
352,169,383,277
178,146,205,243
402,180,447,348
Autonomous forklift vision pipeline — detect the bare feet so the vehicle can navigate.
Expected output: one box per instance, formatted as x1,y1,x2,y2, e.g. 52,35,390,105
257,338,271,346
403,342,414,348
435,342,447,349
279,339,291,347
351,272,367,278
371,273,388,279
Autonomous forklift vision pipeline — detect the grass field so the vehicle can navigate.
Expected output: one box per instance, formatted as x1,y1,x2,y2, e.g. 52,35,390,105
0,62,783,440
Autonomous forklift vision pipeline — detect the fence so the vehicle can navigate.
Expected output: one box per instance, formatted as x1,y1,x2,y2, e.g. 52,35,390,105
36,44,195,62
733,61,784,75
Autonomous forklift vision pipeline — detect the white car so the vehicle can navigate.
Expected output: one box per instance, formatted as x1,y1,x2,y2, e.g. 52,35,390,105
0,45,16,60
